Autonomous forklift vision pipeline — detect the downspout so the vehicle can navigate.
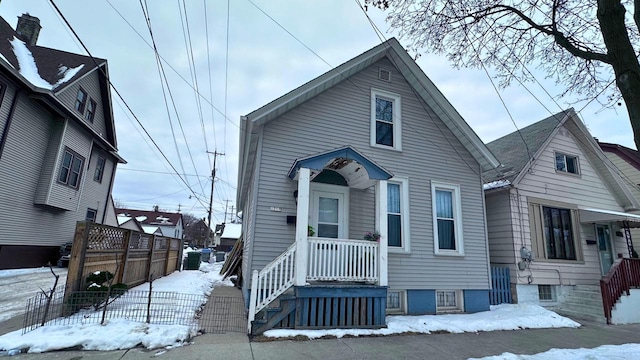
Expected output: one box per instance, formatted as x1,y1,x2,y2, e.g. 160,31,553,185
0,89,23,160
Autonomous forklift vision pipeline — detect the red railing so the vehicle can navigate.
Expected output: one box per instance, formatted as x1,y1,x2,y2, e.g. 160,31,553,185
600,258,640,324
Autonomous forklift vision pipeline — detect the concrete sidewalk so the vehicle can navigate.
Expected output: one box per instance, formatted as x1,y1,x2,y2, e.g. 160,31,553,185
12,318,640,359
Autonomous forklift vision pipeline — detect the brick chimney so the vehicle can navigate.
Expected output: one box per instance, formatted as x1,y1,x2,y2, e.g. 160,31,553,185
16,13,41,46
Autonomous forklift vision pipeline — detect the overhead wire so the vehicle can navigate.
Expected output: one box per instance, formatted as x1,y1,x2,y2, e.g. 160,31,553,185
141,0,208,202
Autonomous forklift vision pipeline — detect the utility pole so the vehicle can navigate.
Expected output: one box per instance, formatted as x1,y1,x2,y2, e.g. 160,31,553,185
204,150,224,247
223,199,230,223
230,205,235,222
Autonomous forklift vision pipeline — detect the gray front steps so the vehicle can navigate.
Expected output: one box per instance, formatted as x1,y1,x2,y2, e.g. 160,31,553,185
553,285,606,324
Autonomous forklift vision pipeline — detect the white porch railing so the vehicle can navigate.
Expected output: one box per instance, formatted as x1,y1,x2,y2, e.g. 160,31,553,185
247,243,296,332
307,237,379,282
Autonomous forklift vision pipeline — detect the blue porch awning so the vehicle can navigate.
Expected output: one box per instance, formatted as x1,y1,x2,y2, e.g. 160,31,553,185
287,146,393,189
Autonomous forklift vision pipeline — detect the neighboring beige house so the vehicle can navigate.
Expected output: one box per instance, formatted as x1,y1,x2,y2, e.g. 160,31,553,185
484,109,640,323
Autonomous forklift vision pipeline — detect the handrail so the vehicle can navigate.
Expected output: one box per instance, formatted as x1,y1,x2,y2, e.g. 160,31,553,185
600,258,640,324
247,243,297,333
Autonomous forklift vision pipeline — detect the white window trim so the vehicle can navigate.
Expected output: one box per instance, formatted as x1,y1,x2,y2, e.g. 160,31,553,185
436,290,464,312
388,177,410,253
554,151,580,176
431,181,464,256
370,88,402,151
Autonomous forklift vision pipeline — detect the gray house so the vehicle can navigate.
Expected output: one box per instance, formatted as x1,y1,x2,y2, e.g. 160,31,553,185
0,14,125,269
237,38,500,334
484,109,640,324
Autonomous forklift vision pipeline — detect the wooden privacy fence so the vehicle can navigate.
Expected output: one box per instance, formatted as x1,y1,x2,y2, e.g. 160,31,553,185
64,221,183,296
489,267,512,305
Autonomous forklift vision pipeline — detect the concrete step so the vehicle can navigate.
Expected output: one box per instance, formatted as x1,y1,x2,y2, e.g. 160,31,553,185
554,307,606,324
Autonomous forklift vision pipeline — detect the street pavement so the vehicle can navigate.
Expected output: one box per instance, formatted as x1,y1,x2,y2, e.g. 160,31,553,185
9,318,640,359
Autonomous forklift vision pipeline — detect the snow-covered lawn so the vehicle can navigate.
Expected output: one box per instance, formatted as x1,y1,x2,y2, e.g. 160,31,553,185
471,343,640,359
0,261,232,354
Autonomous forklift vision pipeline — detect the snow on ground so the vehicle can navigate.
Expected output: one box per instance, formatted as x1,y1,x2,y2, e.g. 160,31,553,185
263,303,580,339
0,261,232,354
471,343,640,360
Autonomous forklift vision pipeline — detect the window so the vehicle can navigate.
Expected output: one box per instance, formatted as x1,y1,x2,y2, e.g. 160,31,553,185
370,89,401,150
57,148,84,188
86,208,97,222
542,206,577,260
436,290,462,312
75,88,87,113
94,156,106,183
386,290,405,313
432,182,463,255
387,178,410,251
555,152,579,175
538,285,553,301
85,99,97,122
528,200,582,262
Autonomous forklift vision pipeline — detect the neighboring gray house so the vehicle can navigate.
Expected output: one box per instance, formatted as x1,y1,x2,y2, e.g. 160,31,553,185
0,14,125,269
484,109,640,324
237,38,500,334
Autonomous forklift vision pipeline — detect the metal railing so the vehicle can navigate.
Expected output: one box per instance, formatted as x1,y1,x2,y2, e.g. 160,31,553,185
600,258,640,324
307,237,379,282
23,288,246,334
247,243,297,332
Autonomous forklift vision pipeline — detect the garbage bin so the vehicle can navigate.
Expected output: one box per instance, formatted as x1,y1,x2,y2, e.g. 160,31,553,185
186,251,201,270
215,252,225,262
200,248,211,262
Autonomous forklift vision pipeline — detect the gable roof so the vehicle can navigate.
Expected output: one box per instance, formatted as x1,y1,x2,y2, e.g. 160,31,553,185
484,109,572,183
116,208,183,227
484,109,639,210
0,15,122,158
599,142,640,172
237,37,500,207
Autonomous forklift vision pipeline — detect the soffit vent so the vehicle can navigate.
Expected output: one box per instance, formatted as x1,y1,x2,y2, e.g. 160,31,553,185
378,68,391,82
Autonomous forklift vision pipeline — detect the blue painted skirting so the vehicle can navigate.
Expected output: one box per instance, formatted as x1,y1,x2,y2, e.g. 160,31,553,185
464,290,490,313
406,289,490,314
294,285,387,329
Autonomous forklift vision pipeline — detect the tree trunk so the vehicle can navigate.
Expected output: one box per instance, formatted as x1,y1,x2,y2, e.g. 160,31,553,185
598,0,640,150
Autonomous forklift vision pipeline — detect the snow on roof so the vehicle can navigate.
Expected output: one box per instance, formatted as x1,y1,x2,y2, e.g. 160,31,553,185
483,179,511,191
116,215,132,226
9,36,84,90
141,225,161,235
136,216,148,222
221,223,242,239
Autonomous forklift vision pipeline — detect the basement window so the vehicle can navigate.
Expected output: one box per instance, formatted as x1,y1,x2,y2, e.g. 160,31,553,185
538,285,554,301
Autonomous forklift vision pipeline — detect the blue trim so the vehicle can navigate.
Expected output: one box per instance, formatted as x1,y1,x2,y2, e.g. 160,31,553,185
463,290,490,313
288,146,393,180
406,289,436,315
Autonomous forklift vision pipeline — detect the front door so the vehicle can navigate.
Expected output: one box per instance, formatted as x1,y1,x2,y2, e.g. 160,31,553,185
596,224,614,275
310,184,349,239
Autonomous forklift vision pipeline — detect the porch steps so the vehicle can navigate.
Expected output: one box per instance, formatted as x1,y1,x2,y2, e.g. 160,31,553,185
553,285,606,324
251,293,297,336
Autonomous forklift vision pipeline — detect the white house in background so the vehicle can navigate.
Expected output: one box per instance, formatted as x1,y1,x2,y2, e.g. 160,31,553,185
237,38,500,335
483,109,640,324
117,215,144,233
116,208,184,239
216,223,242,252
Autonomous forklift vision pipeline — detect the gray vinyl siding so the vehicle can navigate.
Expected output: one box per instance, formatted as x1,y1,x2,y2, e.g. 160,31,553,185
56,70,108,138
78,147,116,224
0,77,117,248
504,128,624,285
252,57,490,290
485,190,516,266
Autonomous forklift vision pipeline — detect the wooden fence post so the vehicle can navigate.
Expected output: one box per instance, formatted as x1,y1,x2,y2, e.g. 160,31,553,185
65,221,91,293
119,229,132,284
164,237,171,276
146,235,156,282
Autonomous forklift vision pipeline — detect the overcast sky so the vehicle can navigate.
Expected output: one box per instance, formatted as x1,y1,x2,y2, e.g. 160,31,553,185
0,1,633,223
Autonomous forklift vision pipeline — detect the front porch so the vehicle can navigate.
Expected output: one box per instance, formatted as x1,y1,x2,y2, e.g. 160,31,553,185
247,147,393,334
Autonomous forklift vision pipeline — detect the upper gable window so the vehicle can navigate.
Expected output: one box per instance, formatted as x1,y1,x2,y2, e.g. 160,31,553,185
370,89,401,151
75,88,88,113
85,99,97,122
555,152,579,175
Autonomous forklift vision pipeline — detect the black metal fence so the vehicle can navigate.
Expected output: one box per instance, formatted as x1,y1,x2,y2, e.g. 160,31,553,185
23,288,247,334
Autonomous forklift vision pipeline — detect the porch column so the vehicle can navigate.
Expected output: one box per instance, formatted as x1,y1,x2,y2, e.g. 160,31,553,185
294,167,310,286
376,179,388,286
